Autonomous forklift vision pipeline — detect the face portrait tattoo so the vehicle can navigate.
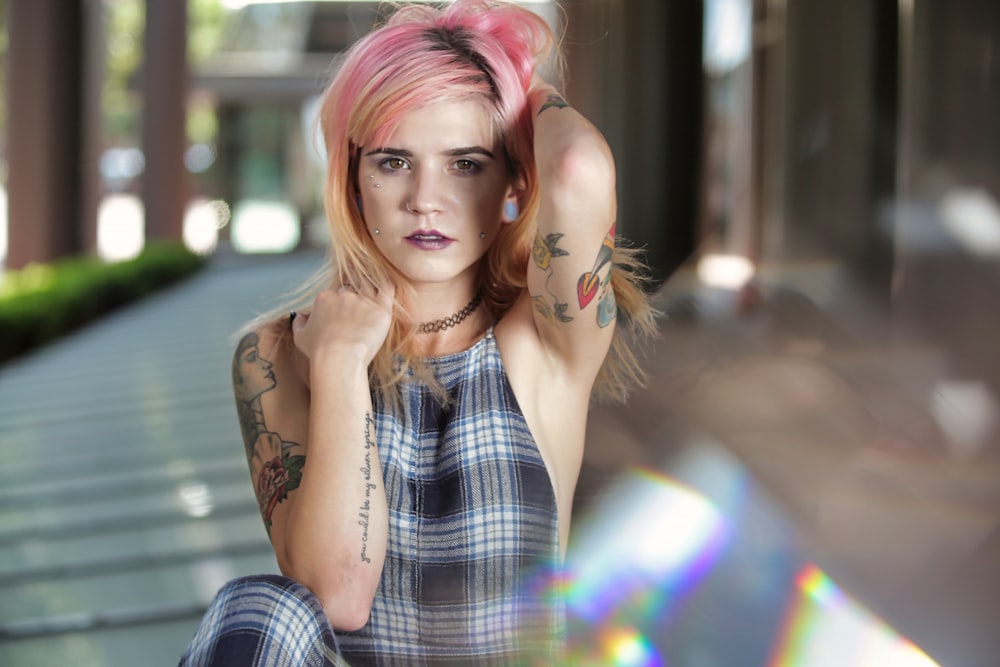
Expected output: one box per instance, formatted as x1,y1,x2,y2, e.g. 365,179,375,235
232,332,305,535
233,333,277,405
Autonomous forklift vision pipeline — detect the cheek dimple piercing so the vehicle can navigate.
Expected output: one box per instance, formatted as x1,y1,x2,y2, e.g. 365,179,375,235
373,228,381,235
480,232,486,239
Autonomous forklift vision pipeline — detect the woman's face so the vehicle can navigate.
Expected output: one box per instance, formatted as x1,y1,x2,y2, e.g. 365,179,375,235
357,98,514,287
235,339,276,403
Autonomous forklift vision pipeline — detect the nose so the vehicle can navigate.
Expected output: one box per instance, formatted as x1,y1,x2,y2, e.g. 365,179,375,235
406,168,443,215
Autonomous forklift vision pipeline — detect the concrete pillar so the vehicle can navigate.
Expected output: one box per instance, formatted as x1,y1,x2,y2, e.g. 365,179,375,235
80,0,106,257
644,0,703,280
142,0,189,242
560,1,701,282
5,0,86,269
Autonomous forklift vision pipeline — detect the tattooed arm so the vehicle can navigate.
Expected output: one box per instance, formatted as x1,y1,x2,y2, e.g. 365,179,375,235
232,282,393,631
526,81,618,374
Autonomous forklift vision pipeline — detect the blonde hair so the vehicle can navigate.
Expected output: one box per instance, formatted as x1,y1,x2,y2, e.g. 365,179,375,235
243,0,658,404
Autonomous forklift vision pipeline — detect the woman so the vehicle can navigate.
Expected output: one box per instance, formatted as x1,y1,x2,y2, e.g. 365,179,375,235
182,1,655,664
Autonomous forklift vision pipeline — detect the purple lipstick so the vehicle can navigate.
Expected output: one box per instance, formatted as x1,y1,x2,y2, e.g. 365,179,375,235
406,230,454,250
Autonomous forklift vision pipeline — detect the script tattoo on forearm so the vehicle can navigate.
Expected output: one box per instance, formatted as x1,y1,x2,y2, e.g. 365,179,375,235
358,411,377,564
577,222,617,327
233,332,305,536
531,231,574,324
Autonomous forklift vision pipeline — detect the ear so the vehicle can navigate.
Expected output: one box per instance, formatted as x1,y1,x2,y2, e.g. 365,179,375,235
501,176,526,224
502,196,519,224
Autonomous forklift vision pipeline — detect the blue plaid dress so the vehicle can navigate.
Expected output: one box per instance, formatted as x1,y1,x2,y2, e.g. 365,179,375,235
337,327,565,665
181,328,565,666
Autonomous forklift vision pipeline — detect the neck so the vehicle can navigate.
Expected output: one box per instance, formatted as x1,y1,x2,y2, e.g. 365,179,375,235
410,289,489,357
414,318,489,358
417,289,483,334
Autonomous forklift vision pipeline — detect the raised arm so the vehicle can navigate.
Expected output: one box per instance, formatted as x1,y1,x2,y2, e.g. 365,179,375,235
527,81,618,377
231,283,393,631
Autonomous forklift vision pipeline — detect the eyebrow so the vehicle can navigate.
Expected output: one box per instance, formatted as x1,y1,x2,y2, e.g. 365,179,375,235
365,146,497,160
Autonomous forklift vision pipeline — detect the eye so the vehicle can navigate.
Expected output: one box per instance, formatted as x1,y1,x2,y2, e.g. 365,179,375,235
380,157,409,171
453,159,480,173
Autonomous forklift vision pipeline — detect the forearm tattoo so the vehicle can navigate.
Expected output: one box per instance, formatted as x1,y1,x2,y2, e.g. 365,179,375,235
233,333,305,536
358,411,377,564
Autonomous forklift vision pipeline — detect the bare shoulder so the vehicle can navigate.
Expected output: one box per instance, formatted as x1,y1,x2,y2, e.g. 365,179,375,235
233,320,308,389
232,320,291,371
231,319,311,458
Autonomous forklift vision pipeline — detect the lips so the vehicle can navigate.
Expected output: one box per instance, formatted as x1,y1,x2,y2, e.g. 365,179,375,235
405,230,454,250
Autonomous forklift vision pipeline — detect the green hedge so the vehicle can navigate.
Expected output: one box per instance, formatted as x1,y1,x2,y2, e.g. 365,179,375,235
0,243,207,365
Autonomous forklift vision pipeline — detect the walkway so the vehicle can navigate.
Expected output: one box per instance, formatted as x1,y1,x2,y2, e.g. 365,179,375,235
1,250,998,666
0,251,322,665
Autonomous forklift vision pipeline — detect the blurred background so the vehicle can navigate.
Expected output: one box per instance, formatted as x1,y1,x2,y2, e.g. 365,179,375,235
1,0,999,666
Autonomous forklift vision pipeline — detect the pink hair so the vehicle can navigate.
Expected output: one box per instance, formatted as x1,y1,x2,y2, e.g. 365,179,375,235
248,1,655,404
314,0,557,394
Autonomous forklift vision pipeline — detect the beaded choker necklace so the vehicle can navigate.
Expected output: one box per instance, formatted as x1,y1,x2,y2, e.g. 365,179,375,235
418,291,483,334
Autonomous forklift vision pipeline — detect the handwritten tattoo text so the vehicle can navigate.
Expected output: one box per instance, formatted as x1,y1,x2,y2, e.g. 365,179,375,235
359,411,376,563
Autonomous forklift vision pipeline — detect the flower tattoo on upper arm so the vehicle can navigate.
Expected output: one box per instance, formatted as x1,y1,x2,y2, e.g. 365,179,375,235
530,224,617,328
531,231,573,324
